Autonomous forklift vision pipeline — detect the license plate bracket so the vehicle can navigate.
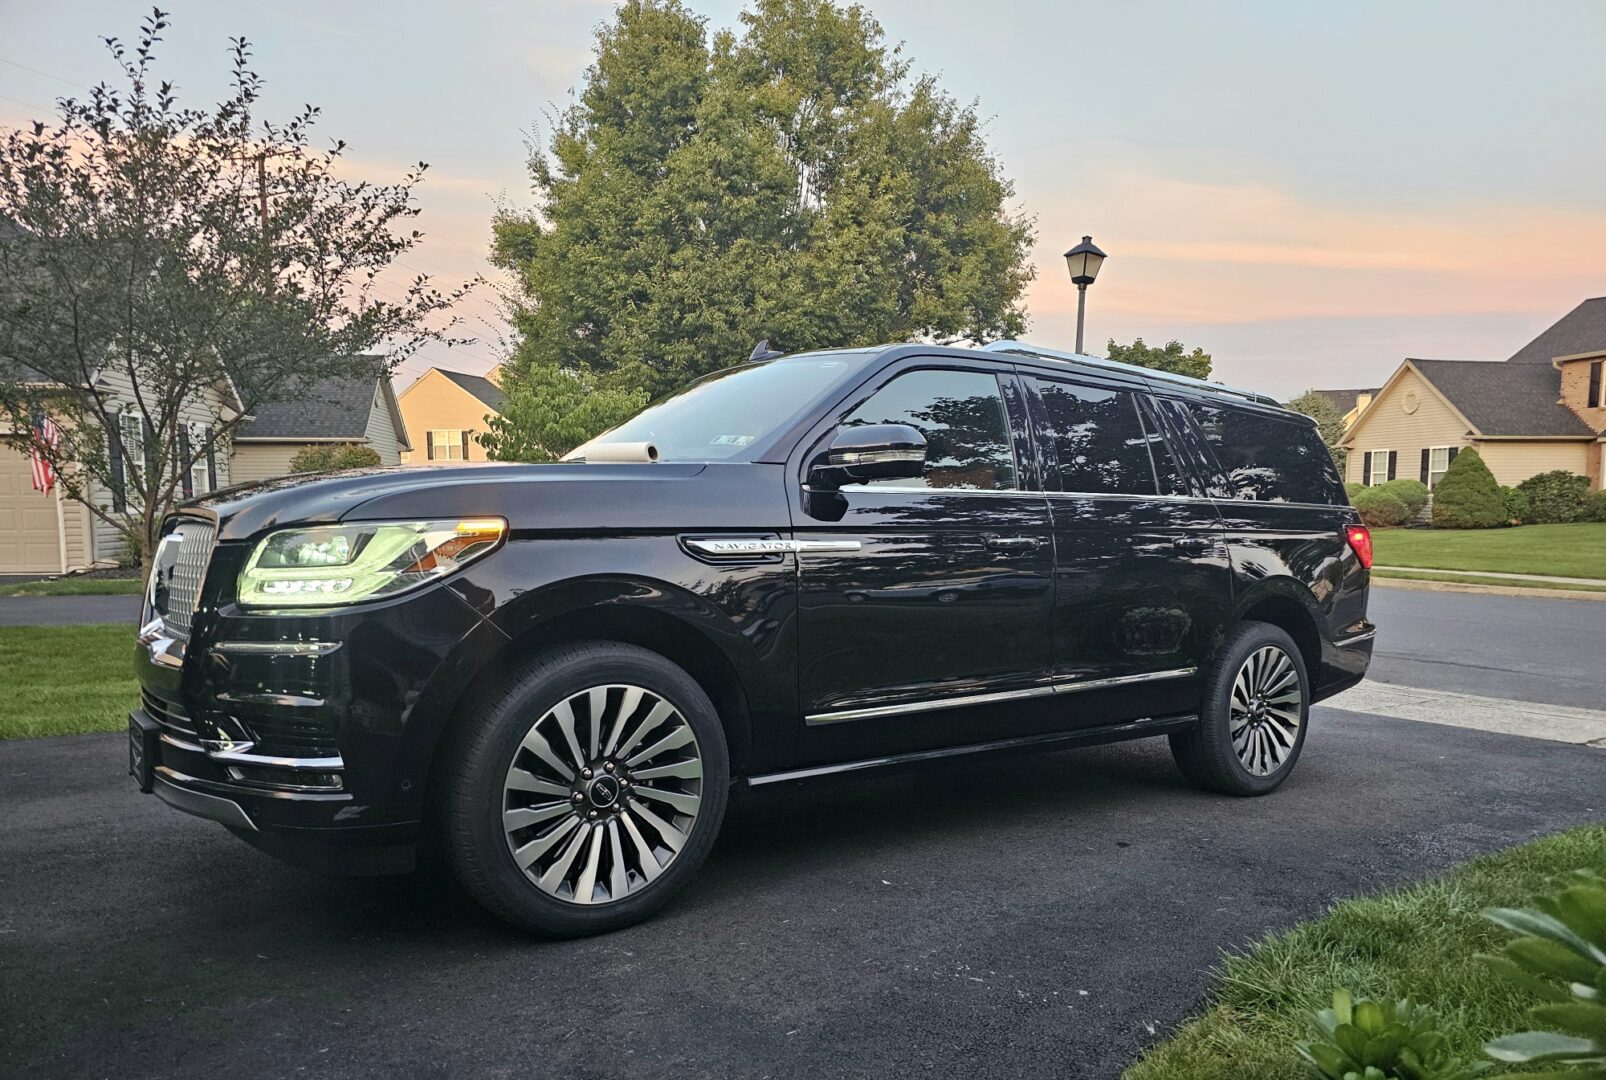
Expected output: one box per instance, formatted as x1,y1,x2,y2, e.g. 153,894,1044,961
129,711,161,792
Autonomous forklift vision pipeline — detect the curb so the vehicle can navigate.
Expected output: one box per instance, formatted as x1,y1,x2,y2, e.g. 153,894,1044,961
1373,577,1606,603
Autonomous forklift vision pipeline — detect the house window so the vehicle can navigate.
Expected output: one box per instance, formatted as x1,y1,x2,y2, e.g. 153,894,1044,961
1369,450,1390,486
188,423,210,496
428,429,465,461
118,414,145,510
1427,446,1451,490
1591,360,1604,408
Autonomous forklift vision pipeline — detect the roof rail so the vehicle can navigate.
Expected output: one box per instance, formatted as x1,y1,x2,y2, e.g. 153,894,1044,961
980,340,1281,407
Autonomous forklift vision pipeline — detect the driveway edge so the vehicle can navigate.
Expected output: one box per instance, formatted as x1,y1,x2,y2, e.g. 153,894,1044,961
1373,577,1606,603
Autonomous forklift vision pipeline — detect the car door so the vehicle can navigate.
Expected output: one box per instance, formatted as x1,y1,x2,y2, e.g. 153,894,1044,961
790,361,1056,765
1024,373,1231,728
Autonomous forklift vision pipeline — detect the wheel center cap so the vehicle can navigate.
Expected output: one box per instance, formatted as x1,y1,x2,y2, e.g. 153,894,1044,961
587,775,620,808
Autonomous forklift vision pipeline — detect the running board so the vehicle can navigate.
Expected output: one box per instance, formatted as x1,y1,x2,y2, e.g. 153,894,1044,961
745,713,1198,787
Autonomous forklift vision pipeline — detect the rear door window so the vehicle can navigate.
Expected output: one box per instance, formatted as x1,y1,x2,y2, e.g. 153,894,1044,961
1029,378,1157,496
1180,401,1344,504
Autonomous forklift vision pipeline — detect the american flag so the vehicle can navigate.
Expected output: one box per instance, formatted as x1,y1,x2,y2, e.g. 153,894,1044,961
29,414,60,494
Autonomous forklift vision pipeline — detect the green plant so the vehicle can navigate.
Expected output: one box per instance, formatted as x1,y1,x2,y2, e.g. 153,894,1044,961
1299,990,1490,1079
1479,869,1606,1076
1346,481,1367,502
1377,479,1431,519
1500,486,1530,525
288,443,383,473
1431,449,1507,529
1354,487,1411,528
1516,471,1592,525
1584,490,1606,524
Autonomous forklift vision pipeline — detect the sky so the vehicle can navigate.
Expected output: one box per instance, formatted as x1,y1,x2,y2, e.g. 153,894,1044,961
2,0,1604,399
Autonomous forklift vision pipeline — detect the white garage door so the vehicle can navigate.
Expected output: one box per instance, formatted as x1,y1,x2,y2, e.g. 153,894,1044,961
0,441,64,573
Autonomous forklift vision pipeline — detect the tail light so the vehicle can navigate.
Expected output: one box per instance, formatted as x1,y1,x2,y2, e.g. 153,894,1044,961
1345,524,1373,569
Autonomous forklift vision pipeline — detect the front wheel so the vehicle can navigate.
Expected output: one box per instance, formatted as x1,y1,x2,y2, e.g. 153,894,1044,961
1170,621,1309,796
442,642,730,936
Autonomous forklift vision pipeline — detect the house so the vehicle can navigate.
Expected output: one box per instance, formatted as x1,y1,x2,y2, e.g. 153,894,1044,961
397,366,505,464
1306,387,1381,431
0,360,240,574
231,371,410,482
1341,298,1606,492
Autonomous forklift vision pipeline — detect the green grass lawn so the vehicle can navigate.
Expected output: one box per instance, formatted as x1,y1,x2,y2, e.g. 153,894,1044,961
0,625,136,739
1374,568,1606,594
1125,823,1606,1079
0,576,144,596
1370,521,1606,579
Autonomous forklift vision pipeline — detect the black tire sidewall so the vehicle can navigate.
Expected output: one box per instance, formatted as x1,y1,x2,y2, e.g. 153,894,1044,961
1183,622,1310,796
448,642,730,937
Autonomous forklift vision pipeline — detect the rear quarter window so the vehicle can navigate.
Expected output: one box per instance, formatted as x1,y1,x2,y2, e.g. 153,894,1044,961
1183,401,1345,505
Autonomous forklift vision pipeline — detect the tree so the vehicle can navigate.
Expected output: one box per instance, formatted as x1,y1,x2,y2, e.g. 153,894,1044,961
0,10,469,566
478,364,649,463
487,0,1035,460
1286,389,1348,474
289,443,383,473
1430,447,1505,528
1105,338,1212,380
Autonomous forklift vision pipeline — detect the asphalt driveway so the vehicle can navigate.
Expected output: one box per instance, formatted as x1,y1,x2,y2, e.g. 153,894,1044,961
3,707,1602,1080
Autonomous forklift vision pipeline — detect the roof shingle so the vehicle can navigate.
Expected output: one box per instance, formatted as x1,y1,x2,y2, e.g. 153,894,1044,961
236,373,382,440
1507,297,1606,365
437,369,505,413
1408,358,1595,437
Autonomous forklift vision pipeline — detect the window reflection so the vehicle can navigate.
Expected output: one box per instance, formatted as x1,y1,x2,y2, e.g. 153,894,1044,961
843,369,1018,491
1033,379,1157,496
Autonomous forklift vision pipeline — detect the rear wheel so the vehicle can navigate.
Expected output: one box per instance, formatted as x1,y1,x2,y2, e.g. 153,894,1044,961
442,642,729,936
1170,621,1308,796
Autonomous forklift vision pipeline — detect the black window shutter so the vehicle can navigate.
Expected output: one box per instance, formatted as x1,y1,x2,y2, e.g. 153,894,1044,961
461,431,471,460
205,426,217,489
1591,361,1603,408
1361,451,1372,486
108,422,126,512
426,431,435,460
1448,446,1460,464
1387,450,1397,481
1420,448,1430,485
179,427,193,498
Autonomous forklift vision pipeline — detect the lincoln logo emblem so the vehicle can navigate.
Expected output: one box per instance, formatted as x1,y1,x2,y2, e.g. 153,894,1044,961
588,776,620,807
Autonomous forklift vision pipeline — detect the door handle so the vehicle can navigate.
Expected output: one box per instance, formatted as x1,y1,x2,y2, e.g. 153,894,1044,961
985,535,1041,552
1173,536,1214,553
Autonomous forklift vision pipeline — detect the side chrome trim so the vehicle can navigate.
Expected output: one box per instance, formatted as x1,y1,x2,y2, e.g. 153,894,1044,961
684,537,862,556
159,732,206,753
805,666,1198,725
1333,629,1377,648
152,769,258,831
751,714,1199,786
212,640,343,657
207,745,345,771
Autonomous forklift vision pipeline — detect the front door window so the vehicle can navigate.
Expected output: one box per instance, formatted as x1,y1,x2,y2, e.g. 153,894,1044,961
841,369,1017,491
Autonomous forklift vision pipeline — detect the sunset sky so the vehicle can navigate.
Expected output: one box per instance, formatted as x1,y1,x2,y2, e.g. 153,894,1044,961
3,0,1603,398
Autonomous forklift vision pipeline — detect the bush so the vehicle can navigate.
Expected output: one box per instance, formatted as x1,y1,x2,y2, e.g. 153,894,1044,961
1344,481,1365,503
1499,486,1529,525
1516,470,1591,524
289,443,383,473
1588,490,1606,523
1353,487,1410,528
1376,478,1430,519
1431,449,1506,529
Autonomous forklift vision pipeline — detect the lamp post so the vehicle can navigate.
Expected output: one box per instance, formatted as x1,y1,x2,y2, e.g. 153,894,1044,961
1064,235,1107,354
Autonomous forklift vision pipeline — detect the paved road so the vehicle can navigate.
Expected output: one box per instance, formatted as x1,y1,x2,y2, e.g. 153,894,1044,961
3,713,1602,1080
0,594,141,626
1366,587,1605,708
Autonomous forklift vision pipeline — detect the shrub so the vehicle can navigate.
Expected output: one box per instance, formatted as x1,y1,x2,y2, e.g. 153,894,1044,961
1588,490,1606,523
1431,449,1506,528
289,443,383,473
1345,481,1366,503
1377,478,1430,519
1515,470,1591,524
1353,487,1410,528
1500,486,1529,525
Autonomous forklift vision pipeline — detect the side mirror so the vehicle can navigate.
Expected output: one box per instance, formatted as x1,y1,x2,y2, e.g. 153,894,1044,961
808,423,927,490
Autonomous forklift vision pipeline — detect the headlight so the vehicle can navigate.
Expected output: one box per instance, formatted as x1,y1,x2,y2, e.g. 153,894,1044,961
237,519,506,608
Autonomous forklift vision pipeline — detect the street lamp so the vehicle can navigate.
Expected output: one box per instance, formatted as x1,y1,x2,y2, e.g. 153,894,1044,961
1064,235,1107,354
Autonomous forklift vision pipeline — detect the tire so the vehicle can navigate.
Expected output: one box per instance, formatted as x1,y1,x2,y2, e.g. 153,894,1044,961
1169,621,1309,796
441,641,730,937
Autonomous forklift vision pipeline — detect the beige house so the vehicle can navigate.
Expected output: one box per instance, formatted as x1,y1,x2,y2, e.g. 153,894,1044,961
1307,387,1380,431
1341,298,1606,492
397,366,504,464
231,371,410,482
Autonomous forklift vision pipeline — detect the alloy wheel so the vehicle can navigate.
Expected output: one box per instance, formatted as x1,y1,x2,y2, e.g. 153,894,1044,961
1229,645,1303,776
501,684,704,905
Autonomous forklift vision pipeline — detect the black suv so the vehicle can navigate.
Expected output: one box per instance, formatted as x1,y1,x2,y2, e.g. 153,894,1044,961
130,340,1375,936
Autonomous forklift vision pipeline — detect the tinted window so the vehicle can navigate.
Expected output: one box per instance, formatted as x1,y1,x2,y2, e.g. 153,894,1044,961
1137,397,1190,497
843,369,1017,490
1183,401,1344,504
1032,378,1156,495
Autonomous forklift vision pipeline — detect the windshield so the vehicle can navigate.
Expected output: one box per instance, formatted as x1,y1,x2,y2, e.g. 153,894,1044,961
571,351,874,462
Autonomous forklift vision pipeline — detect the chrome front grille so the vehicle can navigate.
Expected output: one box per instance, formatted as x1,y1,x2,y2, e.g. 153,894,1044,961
152,519,215,641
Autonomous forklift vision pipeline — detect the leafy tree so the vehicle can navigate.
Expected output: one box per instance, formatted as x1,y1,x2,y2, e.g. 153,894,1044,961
289,443,383,473
1106,337,1212,380
1430,448,1506,529
487,0,1035,460
1287,389,1348,474
0,10,468,567
478,364,649,463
